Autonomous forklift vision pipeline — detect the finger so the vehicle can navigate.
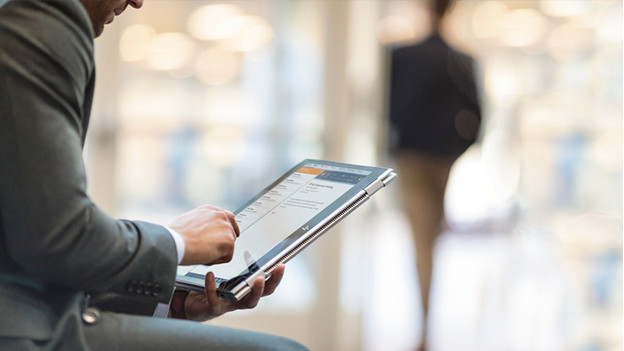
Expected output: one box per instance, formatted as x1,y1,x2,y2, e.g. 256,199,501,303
204,252,232,266
241,277,264,309
221,250,234,264
204,272,221,307
226,211,240,238
263,264,285,296
211,234,235,265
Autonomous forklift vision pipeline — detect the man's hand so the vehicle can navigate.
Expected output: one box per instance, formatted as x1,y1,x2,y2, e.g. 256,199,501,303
183,264,286,321
168,205,240,266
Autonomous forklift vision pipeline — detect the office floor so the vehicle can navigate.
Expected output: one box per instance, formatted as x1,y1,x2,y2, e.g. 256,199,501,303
361,210,619,351
363,210,511,351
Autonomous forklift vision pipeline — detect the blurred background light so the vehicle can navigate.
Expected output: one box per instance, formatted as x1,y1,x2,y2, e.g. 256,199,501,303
119,24,156,62
481,128,520,204
117,134,165,201
376,15,417,45
499,9,548,48
484,58,519,103
472,1,508,39
594,5,623,43
547,22,594,61
590,46,623,99
202,90,259,127
188,4,244,41
444,147,492,226
200,125,248,167
222,15,274,52
195,47,241,85
147,32,197,71
592,130,623,174
118,79,187,126
540,0,590,18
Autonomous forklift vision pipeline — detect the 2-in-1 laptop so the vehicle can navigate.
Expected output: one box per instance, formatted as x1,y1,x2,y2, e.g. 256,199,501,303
175,159,397,300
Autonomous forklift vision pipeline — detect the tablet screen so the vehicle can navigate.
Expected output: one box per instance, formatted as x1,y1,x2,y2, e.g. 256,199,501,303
177,161,372,281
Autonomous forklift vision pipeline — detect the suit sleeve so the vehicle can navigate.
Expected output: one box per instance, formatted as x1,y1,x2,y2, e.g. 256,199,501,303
0,0,177,304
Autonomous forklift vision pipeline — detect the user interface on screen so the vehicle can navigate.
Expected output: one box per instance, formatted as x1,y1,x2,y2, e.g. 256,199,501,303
176,162,371,281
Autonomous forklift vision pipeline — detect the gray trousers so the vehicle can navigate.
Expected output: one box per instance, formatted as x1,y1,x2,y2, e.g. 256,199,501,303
1,309,308,351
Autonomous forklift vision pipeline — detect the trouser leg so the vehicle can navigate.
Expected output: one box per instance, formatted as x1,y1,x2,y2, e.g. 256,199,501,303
395,152,454,320
82,311,308,351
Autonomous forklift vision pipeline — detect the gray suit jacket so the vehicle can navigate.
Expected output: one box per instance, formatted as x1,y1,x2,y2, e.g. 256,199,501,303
0,0,177,346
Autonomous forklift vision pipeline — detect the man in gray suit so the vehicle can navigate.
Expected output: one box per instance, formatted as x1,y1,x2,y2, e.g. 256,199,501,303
0,0,307,350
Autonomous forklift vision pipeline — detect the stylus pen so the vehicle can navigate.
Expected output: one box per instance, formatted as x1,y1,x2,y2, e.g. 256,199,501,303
244,251,260,272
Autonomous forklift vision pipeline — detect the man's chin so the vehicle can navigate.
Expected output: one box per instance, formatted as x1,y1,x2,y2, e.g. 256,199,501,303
93,24,105,38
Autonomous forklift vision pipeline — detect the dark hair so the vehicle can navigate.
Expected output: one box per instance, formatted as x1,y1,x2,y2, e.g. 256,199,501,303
430,0,454,18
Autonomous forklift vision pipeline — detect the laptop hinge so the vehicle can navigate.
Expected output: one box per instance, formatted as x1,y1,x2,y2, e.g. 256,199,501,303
364,179,384,195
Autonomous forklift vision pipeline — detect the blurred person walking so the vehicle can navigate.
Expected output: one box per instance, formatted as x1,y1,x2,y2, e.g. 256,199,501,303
387,0,481,349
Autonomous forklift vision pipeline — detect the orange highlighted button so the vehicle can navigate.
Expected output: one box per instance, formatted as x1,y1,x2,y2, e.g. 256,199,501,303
296,167,324,175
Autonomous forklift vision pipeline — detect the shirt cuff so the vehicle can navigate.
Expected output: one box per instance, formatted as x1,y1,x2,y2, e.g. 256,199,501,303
164,226,185,265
